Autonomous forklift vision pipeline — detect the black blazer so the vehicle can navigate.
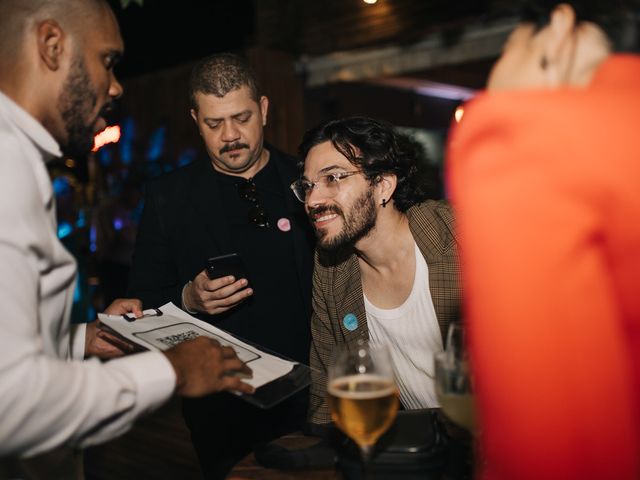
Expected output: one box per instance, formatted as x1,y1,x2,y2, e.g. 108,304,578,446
127,145,314,326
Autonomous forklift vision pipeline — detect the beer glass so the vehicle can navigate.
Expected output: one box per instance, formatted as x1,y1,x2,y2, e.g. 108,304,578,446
435,323,475,430
328,341,399,467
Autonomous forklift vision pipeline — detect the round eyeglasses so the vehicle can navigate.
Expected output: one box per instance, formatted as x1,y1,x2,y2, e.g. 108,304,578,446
290,171,361,203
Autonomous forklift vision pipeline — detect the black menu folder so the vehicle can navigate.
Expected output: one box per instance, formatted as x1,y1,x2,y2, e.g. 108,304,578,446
237,355,310,410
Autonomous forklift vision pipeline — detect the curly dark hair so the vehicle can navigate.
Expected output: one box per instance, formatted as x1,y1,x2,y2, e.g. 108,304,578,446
189,53,260,111
298,116,429,212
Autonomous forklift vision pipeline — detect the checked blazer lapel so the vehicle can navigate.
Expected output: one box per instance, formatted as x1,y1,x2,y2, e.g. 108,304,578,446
333,253,369,345
407,201,461,340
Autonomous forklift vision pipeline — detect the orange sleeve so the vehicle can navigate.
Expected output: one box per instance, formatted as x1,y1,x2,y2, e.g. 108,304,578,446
447,92,640,480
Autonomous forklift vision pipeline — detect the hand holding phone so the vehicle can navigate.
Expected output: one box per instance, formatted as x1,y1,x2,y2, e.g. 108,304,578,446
183,253,253,316
205,253,249,281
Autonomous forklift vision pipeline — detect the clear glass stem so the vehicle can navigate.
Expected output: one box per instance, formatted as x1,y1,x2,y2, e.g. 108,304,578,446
360,444,374,480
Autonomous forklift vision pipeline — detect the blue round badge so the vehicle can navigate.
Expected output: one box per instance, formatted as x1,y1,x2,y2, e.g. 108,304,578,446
343,313,358,331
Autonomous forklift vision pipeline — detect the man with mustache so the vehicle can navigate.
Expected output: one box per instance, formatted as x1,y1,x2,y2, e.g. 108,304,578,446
0,0,253,478
292,116,461,429
128,53,314,478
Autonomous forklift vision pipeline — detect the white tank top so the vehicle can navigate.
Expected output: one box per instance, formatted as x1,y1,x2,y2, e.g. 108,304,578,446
364,242,444,409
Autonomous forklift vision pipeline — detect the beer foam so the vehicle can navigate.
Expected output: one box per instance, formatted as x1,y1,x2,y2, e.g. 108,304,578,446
328,374,397,399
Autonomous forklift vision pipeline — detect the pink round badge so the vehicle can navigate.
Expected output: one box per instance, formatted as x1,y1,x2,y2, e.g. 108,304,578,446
277,217,291,232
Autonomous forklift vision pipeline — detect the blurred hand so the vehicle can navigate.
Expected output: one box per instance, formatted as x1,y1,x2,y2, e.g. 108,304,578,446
85,298,142,359
163,336,255,397
183,270,252,315
104,298,143,317
85,321,136,359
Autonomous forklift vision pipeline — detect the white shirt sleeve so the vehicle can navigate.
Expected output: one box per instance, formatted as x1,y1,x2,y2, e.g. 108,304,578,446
70,323,87,360
0,110,176,457
0,220,176,458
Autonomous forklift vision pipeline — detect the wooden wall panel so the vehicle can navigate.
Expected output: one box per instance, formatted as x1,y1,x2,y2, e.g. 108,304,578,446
247,47,306,156
256,0,493,55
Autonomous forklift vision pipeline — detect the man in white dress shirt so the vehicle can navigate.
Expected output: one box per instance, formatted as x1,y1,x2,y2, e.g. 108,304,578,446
0,0,253,476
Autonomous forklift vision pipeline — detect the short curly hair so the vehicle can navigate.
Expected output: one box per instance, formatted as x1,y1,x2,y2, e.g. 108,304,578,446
189,53,260,111
298,116,429,212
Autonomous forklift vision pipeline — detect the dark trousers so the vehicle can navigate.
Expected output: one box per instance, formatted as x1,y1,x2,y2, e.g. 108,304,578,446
183,389,308,479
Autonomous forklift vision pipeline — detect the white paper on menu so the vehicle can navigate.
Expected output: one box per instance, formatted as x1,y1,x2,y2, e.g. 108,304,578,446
98,302,294,389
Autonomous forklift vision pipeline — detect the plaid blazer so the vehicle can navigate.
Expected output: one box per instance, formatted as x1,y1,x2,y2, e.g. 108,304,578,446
308,200,461,425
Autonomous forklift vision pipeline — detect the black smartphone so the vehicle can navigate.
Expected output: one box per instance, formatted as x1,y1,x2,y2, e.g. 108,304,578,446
205,253,249,281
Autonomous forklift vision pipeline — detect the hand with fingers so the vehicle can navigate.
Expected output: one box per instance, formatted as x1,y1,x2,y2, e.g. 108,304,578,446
183,270,253,315
85,298,144,359
163,336,255,397
104,298,144,317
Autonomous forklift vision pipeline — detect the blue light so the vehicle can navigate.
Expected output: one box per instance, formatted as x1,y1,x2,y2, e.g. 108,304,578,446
120,117,135,165
89,225,97,253
58,221,73,239
177,148,197,167
53,177,72,196
121,143,133,165
113,217,123,231
98,148,113,167
74,276,82,303
147,126,166,161
121,117,135,140
76,209,86,228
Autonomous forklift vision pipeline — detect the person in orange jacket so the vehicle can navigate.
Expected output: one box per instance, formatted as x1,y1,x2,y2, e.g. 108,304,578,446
447,1,640,479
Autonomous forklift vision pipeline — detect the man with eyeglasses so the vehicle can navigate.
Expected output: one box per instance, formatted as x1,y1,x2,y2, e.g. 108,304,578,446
293,116,462,430
128,53,314,479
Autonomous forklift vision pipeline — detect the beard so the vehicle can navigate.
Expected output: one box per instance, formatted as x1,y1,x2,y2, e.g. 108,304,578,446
313,188,378,253
57,55,100,160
